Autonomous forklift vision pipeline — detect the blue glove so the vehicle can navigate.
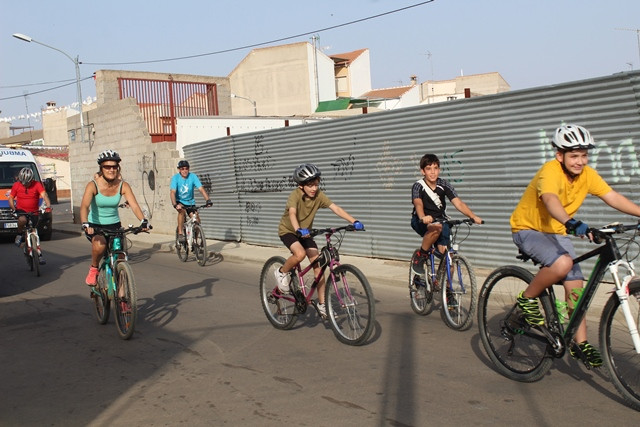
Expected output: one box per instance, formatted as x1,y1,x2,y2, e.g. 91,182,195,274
353,220,364,231
297,228,310,237
565,218,588,236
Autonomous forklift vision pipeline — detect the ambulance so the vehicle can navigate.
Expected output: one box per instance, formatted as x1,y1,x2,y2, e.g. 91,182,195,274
0,148,53,240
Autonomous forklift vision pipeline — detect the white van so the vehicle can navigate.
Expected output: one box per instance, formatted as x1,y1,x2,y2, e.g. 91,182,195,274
0,148,53,240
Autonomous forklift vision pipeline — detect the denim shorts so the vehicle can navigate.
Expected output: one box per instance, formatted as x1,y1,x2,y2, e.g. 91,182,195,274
512,230,583,281
411,215,450,248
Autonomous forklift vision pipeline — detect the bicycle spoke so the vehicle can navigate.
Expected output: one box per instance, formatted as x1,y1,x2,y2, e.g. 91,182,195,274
439,254,476,330
326,264,375,346
259,256,297,330
477,266,553,381
114,262,137,340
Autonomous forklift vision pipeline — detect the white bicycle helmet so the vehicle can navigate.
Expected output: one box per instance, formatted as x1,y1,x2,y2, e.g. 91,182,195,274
552,125,595,151
97,149,121,165
18,167,34,186
293,163,321,184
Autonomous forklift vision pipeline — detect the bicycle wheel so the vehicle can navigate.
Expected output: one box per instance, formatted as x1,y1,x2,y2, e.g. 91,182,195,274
175,226,188,262
326,264,375,346
477,265,554,381
93,265,110,324
439,253,476,331
599,278,640,411
30,234,40,277
114,262,137,340
259,256,297,330
193,223,207,266
409,251,434,315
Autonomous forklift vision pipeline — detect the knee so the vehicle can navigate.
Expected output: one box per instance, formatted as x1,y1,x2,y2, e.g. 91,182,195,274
291,251,306,264
552,255,574,275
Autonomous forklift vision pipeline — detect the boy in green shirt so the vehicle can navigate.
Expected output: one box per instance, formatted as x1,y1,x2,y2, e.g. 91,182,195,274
276,163,364,319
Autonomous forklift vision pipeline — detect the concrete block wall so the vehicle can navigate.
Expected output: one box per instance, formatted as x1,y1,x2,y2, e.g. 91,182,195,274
69,97,181,235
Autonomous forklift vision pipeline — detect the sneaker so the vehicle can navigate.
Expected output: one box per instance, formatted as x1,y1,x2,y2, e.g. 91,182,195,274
317,302,327,320
411,249,427,276
177,234,186,244
274,268,291,294
14,234,23,247
516,291,544,326
38,256,46,265
570,341,603,368
85,266,99,286
445,288,458,308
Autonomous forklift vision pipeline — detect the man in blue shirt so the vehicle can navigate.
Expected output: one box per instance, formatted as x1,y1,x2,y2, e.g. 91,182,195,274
170,160,212,243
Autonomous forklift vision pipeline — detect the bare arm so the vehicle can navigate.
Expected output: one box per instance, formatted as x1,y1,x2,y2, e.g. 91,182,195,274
198,186,210,201
80,181,97,224
600,190,640,217
328,203,357,223
8,194,16,211
121,182,147,222
451,198,483,224
288,207,301,231
413,197,434,224
39,190,51,208
540,193,572,224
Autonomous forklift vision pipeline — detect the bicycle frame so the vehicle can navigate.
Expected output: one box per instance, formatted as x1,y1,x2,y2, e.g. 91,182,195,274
277,230,340,311
22,212,41,259
424,219,473,292
549,226,640,353
91,232,128,299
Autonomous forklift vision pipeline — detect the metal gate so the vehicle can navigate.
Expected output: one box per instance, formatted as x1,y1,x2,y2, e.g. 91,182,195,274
118,78,218,142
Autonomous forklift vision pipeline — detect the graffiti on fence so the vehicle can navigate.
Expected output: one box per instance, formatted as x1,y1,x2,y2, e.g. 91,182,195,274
137,151,157,219
377,142,402,190
245,201,262,226
200,173,213,195
331,154,355,180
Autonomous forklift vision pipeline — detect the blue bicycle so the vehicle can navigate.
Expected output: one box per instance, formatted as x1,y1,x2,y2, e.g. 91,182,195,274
409,218,482,330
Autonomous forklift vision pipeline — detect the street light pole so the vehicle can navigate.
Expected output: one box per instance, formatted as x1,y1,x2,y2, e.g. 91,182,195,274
12,33,85,143
230,93,257,116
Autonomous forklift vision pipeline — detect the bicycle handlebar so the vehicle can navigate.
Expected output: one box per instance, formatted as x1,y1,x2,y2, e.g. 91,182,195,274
309,224,365,237
445,218,484,226
92,224,153,236
589,222,640,244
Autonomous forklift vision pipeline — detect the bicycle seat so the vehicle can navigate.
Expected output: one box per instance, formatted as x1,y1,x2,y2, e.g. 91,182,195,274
516,249,541,266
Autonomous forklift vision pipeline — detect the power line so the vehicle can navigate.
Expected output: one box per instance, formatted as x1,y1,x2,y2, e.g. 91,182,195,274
82,1,435,66
0,76,93,101
0,78,77,89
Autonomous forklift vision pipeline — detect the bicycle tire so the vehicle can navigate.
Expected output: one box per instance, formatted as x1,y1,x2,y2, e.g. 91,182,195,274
409,251,434,315
114,262,137,340
477,265,554,381
326,264,375,346
193,223,207,266
93,266,110,324
259,256,297,330
599,278,640,411
30,234,40,277
439,253,476,331
175,226,188,262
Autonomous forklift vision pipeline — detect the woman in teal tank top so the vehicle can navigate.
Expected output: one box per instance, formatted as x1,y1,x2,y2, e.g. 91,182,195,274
79,150,150,286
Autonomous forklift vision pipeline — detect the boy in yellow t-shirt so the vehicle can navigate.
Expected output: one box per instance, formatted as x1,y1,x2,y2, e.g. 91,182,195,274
275,163,364,319
510,124,640,367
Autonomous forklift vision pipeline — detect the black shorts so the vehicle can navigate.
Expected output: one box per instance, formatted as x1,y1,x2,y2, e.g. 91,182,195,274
84,222,121,242
279,232,318,251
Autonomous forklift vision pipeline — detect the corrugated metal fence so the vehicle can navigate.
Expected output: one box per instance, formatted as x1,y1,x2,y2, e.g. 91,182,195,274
184,71,640,270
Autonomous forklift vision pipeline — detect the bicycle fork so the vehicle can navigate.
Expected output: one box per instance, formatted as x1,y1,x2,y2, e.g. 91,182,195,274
610,261,640,353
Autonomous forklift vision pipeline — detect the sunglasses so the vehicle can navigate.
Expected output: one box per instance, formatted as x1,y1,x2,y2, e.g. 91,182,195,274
102,165,119,170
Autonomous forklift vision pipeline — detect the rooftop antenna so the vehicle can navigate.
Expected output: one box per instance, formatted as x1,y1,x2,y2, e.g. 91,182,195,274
615,28,640,66
424,51,434,80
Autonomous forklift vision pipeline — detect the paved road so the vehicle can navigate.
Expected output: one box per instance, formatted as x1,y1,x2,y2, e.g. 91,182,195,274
0,231,638,426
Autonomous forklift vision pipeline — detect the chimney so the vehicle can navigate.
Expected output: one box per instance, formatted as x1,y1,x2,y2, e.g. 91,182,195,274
464,88,471,98
46,101,57,109
410,75,417,86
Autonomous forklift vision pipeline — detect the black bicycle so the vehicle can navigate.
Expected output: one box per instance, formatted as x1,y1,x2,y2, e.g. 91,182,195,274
477,222,640,411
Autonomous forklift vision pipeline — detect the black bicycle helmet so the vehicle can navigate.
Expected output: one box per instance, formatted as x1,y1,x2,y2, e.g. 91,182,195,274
97,149,121,165
293,163,321,185
177,160,190,169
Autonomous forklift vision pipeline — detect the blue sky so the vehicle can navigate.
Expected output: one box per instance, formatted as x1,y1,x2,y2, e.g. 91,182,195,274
1,0,639,128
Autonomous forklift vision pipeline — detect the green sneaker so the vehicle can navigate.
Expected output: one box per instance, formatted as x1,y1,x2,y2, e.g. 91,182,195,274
516,291,544,326
570,341,603,368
